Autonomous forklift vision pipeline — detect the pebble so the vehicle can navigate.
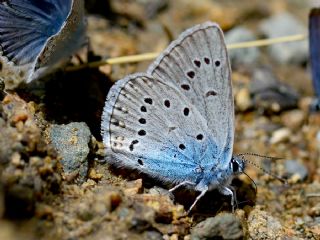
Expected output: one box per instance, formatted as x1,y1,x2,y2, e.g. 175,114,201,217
225,27,260,67
50,122,91,182
270,128,291,144
247,209,285,239
250,67,299,113
132,193,185,223
281,110,305,130
124,179,143,196
284,159,308,182
259,12,308,64
143,231,163,240
191,213,243,240
309,203,320,217
235,87,252,111
76,189,122,221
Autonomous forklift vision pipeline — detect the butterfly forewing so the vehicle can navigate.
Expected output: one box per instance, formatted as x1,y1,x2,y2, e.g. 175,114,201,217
0,0,72,65
36,0,86,69
101,73,222,183
148,22,234,167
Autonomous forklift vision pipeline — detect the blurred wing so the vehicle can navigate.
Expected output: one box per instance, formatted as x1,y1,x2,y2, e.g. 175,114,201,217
0,0,72,65
36,0,86,69
148,22,234,167
101,73,220,183
309,8,320,98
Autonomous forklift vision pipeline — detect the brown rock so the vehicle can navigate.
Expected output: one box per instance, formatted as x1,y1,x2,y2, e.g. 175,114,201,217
124,179,143,196
281,110,305,130
247,209,285,239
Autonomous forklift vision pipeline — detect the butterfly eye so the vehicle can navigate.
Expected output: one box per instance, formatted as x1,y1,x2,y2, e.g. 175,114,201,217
231,158,239,173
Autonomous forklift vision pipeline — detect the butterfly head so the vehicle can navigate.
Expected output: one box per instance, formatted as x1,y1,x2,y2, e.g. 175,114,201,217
230,156,245,175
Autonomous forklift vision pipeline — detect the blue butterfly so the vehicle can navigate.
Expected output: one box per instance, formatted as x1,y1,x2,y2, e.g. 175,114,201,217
309,8,320,111
101,22,245,213
0,0,86,86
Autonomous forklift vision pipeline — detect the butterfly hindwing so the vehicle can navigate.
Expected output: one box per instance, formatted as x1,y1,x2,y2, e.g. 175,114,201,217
148,22,234,168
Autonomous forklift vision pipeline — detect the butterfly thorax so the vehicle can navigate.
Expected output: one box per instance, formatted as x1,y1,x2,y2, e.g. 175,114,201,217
194,155,244,192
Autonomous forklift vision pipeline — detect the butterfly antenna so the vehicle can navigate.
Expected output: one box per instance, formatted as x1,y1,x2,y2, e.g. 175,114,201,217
237,152,283,161
238,155,288,185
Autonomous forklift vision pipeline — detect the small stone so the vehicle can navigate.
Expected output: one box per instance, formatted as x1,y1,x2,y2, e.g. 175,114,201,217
191,213,243,240
129,217,152,233
270,128,291,144
124,179,143,196
259,12,308,64
247,209,285,239
308,203,320,217
35,204,54,220
11,152,22,167
225,27,260,67
281,110,305,130
88,168,103,180
11,111,28,124
133,193,185,223
250,67,299,113
235,87,252,111
284,159,308,182
50,122,91,182
143,231,163,240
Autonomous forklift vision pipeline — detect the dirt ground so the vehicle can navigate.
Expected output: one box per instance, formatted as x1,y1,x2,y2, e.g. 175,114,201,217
0,0,320,239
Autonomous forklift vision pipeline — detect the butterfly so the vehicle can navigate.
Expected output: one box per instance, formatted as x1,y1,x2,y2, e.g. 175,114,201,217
0,0,86,87
101,22,245,213
309,8,320,111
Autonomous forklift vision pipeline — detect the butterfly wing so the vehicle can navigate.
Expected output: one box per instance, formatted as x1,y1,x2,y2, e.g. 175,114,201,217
309,8,320,100
148,22,234,168
35,0,86,71
101,73,222,184
0,0,72,66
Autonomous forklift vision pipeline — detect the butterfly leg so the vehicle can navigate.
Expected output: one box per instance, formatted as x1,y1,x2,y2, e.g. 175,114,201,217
219,186,237,212
169,181,195,192
187,186,208,214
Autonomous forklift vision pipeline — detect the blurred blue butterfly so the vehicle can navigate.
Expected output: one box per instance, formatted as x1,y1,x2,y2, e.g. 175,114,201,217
101,22,245,213
309,8,320,111
0,0,86,85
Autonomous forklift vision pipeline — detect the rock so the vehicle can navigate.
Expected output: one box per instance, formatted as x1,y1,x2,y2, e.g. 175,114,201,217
132,193,185,224
284,159,308,182
142,231,163,240
250,67,299,113
50,122,91,182
247,209,285,239
270,128,291,144
259,12,308,64
225,27,260,67
191,213,243,240
235,87,252,111
309,203,320,217
0,94,61,219
124,179,143,196
129,217,153,233
281,110,305,130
